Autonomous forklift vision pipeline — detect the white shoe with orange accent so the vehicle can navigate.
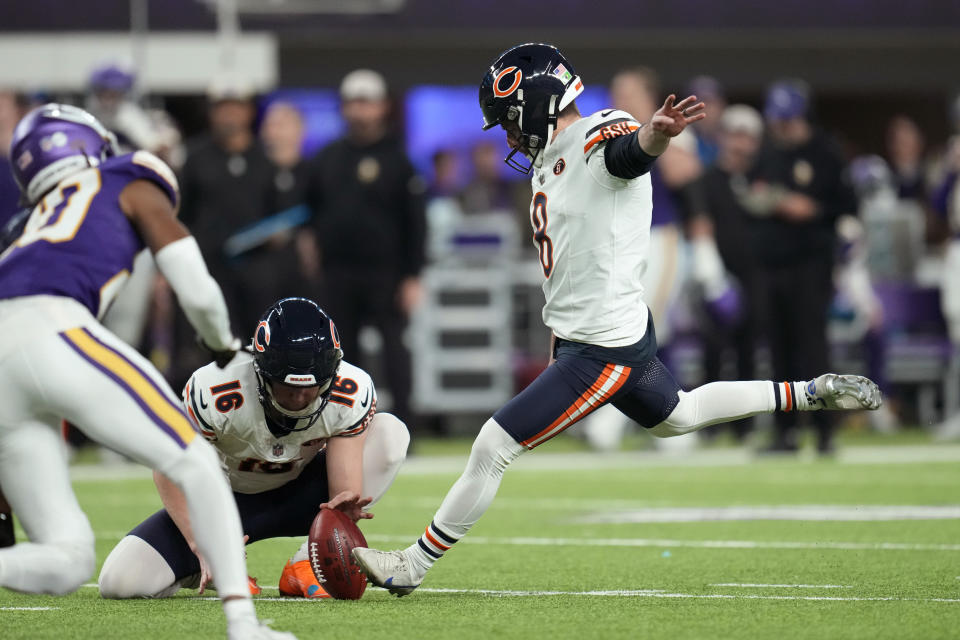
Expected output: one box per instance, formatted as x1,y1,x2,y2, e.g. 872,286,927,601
278,559,331,599
351,547,422,597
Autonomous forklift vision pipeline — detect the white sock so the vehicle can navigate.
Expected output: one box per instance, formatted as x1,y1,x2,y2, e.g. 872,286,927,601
291,540,309,563
772,380,816,412
404,419,525,575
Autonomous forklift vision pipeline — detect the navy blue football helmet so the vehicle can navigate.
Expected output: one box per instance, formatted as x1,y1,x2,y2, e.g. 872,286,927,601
479,43,584,173
252,297,343,437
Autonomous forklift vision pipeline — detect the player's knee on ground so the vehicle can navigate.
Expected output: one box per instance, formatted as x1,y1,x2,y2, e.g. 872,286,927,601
648,390,697,438
99,535,177,599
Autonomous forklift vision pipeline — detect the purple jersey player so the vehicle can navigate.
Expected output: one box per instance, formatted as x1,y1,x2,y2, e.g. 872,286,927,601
0,149,176,317
0,104,294,640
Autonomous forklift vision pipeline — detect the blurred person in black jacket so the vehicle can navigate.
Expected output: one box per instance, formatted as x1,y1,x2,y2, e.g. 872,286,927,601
262,101,310,211
176,83,278,382
689,104,765,441
303,69,426,428
745,80,858,454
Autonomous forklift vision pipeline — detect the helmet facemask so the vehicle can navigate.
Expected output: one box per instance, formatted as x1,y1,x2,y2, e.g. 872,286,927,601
254,362,338,438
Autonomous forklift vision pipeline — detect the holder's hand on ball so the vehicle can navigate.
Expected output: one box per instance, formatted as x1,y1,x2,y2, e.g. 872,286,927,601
321,491,374,523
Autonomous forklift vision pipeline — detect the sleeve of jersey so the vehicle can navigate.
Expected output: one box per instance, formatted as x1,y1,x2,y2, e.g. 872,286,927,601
182,375,218,441
337,381,378,438
112,151,180,208
582,112,657,180
583,112,641,156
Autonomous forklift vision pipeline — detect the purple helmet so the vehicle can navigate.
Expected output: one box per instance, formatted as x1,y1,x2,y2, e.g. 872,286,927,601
88,64,135,93
849,154,893,197
10,103,119,205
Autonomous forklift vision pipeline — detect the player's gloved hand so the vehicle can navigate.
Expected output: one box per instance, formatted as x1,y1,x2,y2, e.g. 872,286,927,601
320,491,374,523
197,336,242,368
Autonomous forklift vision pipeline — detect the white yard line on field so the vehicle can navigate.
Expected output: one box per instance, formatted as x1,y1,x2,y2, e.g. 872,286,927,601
185,589,960,604
0,607,59,611
76,584,958,605
363,533,960,552
709,583,852,589
574,505,960,523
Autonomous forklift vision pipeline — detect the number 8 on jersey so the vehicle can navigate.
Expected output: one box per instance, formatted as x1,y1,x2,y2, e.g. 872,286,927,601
531,192,553,277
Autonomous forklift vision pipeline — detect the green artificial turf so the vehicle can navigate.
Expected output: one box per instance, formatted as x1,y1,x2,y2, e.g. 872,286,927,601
2,435,960,639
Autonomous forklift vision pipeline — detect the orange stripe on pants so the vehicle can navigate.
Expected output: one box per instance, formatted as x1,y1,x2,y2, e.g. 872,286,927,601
522,364,631,448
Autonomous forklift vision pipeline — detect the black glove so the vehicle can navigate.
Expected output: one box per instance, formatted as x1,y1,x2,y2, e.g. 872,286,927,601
197,336,242,368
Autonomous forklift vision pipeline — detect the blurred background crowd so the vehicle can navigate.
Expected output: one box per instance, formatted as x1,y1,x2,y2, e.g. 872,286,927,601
3,0,960,455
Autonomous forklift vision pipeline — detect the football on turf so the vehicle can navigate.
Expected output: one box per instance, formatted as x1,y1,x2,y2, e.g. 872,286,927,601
307,508,368,600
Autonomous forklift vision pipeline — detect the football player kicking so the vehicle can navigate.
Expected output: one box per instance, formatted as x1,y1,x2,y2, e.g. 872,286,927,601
0,105,294,639
351,43,883,596
99,297,409,600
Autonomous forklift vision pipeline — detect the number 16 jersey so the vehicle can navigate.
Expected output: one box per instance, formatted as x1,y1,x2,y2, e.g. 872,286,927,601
183,352,377,494
530,109,652,348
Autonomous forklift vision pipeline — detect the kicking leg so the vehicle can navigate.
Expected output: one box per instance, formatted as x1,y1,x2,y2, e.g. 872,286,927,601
614,359,881,438
353,354,628,595
352,419,524,596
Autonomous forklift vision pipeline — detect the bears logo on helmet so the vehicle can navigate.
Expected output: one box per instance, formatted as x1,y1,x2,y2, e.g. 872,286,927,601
479,43,584,173
492,66,522,98
254,320,271,353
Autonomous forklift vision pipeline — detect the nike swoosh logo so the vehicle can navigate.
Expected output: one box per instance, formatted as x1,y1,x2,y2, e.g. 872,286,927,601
360,389,371,408
601,109,615,117
192,382,208,410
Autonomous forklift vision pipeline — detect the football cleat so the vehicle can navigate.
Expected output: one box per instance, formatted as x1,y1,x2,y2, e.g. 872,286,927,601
350,547,421,597
278,559,331,599
806,374,882,411
248,575,262,596
227,619,297,640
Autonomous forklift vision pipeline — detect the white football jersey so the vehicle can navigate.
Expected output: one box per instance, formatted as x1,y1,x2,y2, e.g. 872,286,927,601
530,108,652,347
182,352,377,494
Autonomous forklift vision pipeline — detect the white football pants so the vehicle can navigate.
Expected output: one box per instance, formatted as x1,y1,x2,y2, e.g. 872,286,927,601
0,295,249,601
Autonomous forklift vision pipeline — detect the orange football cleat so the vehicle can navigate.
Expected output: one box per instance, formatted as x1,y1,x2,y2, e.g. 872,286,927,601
279,559,331,599
248,575,262,595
